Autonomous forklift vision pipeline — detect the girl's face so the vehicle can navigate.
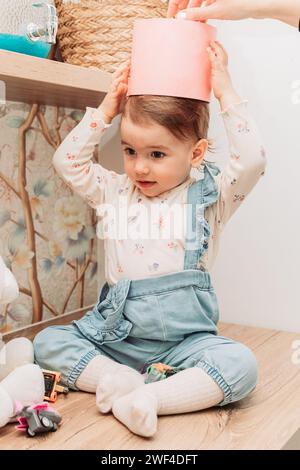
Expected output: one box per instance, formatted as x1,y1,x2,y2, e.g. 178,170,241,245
120,116,208,197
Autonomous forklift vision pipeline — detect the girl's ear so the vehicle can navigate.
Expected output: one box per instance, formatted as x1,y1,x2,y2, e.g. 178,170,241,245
191,139,208,168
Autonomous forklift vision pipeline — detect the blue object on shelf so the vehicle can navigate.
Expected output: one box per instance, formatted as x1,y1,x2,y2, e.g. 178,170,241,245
0,33,51,58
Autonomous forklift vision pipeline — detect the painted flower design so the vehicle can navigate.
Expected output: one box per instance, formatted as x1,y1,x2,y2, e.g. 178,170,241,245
54,196,85,240
12,244,34,270
167,242,178,252
237,122,250,133
160,197,168,204
148,262,159,272
153,215,165,230
118,186,129,195
133,243,144,255
71,162,81,169
233,194,245,203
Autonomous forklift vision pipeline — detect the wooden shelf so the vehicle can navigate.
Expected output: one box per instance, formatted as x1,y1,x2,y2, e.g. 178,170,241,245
0,50,111,110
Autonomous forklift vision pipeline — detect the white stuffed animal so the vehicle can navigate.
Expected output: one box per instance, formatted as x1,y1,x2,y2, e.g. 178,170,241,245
0,255,45,427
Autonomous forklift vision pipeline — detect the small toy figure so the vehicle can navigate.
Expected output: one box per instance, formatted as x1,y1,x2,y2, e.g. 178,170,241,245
16,402,62,437
42,369,69,402
145,362,181,384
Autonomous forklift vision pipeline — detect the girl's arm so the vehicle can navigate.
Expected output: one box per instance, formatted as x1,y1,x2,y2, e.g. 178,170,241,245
52,107,126,208
53,61,131,209
207,41,266,228
215,100,266,229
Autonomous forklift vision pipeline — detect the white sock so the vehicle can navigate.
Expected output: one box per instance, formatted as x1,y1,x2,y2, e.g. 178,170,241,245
75,356,144,413
112,367,224,437
0,363,45,427
0,338,34,381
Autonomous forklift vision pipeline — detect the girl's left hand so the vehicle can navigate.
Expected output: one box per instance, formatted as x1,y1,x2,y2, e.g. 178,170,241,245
98,60,131,123
207,41,235,101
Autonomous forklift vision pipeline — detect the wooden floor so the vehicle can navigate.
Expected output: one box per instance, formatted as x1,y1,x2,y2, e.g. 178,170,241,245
0,322,299,450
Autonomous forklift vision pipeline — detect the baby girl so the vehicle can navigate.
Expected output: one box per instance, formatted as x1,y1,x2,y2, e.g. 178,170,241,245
34,41,266,437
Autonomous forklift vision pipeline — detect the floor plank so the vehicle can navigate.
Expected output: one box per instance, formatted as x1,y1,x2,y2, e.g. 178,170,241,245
0,322,299,450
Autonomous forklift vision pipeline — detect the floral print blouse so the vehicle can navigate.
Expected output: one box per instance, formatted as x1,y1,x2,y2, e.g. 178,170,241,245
53,101,266,286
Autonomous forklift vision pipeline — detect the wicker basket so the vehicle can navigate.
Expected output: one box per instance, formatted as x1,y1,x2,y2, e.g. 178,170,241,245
54,0,168,73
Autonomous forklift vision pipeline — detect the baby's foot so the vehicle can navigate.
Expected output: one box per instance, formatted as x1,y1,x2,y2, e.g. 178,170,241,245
96,369,144,414
112,388,159,437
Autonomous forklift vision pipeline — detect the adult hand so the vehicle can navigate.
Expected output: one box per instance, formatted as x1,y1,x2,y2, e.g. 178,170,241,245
167,0,255,21
167,0,300,29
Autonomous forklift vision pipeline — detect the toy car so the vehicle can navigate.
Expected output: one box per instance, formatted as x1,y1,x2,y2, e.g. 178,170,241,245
145,362,181,383
16,402,62,437
42,369,69,403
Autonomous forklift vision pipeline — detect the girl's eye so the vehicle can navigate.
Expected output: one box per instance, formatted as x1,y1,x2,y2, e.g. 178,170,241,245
124,147,136,156
151,151,166,159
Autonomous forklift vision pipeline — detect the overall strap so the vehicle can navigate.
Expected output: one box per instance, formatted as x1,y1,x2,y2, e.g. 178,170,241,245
184,163,220,271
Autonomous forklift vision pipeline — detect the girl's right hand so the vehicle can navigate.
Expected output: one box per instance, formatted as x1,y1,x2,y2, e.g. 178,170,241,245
98,60,131,124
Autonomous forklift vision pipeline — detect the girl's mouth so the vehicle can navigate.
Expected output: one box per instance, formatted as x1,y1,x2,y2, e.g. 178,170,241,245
137,181,156,188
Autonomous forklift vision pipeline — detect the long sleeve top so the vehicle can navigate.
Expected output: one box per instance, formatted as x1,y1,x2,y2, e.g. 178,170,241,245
53,101,266,286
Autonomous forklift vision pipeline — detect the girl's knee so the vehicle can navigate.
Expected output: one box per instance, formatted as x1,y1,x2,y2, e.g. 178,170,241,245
227,342,258,403
33,326,69,367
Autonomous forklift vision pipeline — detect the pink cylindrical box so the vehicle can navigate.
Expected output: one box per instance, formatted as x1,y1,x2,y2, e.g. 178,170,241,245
128,18,216,102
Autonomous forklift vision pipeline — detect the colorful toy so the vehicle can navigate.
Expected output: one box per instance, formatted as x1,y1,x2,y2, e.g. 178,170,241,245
42,369,69,402
145,362,181,384
16,402,62,437
0,256,45,429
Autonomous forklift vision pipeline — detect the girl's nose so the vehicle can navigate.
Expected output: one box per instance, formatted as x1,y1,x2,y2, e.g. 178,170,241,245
135,160,150,175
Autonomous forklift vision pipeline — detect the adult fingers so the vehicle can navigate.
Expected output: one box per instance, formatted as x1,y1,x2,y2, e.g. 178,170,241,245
167,0,189,18
181,2,220,20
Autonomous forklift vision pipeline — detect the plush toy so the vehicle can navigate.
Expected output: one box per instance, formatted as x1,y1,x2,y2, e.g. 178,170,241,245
0,255,45,428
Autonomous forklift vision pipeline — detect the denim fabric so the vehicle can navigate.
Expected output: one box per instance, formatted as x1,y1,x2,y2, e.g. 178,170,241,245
34,163,258,406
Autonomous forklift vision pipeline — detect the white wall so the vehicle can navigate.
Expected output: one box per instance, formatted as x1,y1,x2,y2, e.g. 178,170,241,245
209,19,300,333
99,19,300,333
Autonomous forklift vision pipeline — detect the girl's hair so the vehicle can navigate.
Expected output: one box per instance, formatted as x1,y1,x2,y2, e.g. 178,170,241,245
123,95,213,153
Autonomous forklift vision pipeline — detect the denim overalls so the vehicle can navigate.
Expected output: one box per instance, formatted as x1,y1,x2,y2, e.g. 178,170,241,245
34,163,258,406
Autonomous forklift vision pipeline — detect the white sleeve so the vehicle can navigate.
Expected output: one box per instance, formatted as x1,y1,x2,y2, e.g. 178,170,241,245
53,107,128,208
215,100,267,229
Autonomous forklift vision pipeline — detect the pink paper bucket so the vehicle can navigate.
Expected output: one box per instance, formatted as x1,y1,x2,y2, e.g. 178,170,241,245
128,18,216,102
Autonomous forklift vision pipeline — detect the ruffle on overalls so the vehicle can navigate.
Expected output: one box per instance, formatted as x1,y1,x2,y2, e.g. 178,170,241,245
73,162,221,345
